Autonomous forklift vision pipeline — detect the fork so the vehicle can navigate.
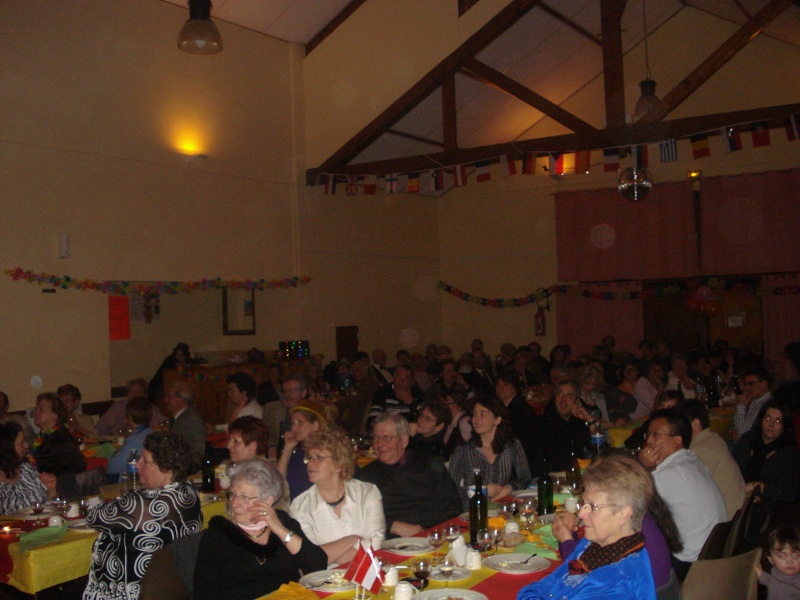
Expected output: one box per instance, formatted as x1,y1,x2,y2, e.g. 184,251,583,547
521,552,539,564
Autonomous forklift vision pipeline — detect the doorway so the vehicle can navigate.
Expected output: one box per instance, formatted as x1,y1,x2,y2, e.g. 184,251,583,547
336,326,359,361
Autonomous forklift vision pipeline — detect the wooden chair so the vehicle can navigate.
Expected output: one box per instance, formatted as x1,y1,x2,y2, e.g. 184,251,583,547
139,531,204,600
697,519,733,561
681,548,761,600
724,492,756,557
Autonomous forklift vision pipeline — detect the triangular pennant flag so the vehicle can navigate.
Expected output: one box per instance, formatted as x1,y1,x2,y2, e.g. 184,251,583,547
345,175,359,196
574,150,591,174
721,126,743,153
385,173,398,194
475,161,492,183
690,134,711,159
343,542,383,595
548,152,564,177
659,139,678,163
363,174,377,195
751,121,771,147
603,148,620,172
785,114,800,142
452,165,468,187
502,153,517,176
521,152,535,175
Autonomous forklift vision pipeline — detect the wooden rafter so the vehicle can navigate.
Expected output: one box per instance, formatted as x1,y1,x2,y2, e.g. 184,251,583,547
442,72,458,152
311,0,545,180
387,129,444,148
538,2,602,46
600,0,626,128
305,0,369,56
639,0,793,123
460,57,597,134
306,102,800,177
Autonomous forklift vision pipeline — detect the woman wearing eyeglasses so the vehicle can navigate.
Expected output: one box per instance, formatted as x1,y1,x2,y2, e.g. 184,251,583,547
277,400,329,500
517,455,657,600
732,398,800,550
194,459,327,600
290,429,385,564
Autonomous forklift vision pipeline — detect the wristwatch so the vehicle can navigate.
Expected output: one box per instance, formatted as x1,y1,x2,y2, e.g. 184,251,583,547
283,531,295,545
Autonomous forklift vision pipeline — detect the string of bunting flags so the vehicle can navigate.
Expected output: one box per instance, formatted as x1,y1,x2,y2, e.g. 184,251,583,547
317,113,800,195
3,267,312,295
439,274,800,309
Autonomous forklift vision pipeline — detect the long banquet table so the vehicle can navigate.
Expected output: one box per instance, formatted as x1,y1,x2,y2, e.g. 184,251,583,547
0,495,226,595
306,516,561,600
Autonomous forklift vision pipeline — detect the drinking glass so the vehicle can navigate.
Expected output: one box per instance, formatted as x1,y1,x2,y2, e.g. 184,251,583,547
444,523,461,547
412,558,430,590
520,500,536,523
439,556,456,589
78,498,90,518
53,498,69,518
427,528,445,565
491,526,505,555
475,528,495,559
31,500,45,517
497,502,513,521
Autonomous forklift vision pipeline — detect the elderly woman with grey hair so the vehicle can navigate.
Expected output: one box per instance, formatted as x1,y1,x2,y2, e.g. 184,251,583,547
194,459,327,600
517,455,657,600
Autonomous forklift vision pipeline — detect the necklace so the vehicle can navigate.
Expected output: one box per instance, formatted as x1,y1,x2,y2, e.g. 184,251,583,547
245,525,268,539
324,490,346,508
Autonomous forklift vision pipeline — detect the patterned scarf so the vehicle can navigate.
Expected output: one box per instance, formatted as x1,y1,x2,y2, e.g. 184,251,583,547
568,532,645,574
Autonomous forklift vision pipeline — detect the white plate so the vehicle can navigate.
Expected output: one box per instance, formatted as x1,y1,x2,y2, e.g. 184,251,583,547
457,509,498,522
67,518,87,528
382,538,434,555
428,566,471,582
415,590,488,600
5,506,54,519
483,553,550,574
298,569,355,592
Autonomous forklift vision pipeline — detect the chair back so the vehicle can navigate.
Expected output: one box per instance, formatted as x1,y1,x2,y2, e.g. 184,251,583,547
697,519,733,560
681,548,761,600
724,492,756,557
139,544,189,600
656,568,682,600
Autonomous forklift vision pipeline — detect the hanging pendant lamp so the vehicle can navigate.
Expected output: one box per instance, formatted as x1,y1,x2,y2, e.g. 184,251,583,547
178,0,222,55
634,0,664,118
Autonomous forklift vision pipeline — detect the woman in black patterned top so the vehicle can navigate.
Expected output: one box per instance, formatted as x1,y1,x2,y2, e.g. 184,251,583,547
448,396,532,509
83,432,201,600
0,421,48,515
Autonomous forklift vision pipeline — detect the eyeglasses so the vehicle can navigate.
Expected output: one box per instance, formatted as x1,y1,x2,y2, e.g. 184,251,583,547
225,492,259,503
643,431,676,440
763,416,784,425
302,454,332,464
577,501,617,513
373,435,399,444
418,414,437,423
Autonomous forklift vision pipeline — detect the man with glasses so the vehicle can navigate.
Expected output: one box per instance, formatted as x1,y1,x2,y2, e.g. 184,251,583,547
733,366,773,440
640,409,727,580
264,375,309,460
540,381,592,471
356,412,461,538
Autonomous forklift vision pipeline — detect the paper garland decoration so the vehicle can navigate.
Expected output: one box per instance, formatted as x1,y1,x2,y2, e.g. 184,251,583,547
438,275,800,308
3,267,312,295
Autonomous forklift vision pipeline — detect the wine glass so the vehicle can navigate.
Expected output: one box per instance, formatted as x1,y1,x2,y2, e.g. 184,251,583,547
497,502,513,521
439,556,456,589
412,558,430,590
53,498,69,518
78,498,90,518
491,525,505,555
475,528,495,559
427,528,444,565
520,500,535,523
444,523,461,548
31,500,45,516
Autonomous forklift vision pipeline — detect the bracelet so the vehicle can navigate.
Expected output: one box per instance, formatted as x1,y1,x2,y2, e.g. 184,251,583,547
283,531,295,545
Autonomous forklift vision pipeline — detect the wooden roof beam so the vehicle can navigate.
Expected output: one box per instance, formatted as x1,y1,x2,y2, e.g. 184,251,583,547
386,129,444,148
639,0,793,123
460,57,597,134
537,2,602,46
305,0,368,56
600,0,626,129
442,72,458,152
305,101,800,179
313,0,544,175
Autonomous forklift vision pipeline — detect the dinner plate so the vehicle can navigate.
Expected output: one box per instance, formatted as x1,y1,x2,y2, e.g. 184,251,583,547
428,566,471,582
483,553,550,574
5,507,53,520
415,589,488,600
382,538,434,555
298,569,355,592
509,489,538,500
457,509,497,522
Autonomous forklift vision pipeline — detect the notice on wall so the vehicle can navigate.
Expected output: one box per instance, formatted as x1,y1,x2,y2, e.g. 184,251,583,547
109,295,131,340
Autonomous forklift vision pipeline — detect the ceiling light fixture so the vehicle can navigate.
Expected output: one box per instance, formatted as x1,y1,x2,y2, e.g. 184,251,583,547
634,0,664,119
178,0,222,55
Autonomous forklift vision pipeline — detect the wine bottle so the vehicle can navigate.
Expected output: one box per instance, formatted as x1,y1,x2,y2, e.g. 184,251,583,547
537,457,554,516
565,440,580,492
201,441,215,493
469,469,488,548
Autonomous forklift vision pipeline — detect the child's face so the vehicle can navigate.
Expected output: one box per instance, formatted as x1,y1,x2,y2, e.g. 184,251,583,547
769,544,800,576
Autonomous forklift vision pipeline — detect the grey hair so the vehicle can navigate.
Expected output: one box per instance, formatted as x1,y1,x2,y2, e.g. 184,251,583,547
229,459,283,503
283,374,309,391
171,382,194,406
373,411,410,436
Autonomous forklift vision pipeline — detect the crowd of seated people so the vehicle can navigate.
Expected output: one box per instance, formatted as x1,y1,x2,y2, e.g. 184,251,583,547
0,334,797,599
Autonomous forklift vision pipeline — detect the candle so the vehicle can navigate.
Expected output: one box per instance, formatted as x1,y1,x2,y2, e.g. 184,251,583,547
2,526,10,533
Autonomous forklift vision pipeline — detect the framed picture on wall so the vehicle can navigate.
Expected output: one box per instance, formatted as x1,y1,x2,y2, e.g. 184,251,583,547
222,288,255,335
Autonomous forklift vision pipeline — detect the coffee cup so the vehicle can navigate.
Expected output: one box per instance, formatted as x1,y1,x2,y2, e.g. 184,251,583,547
565,496,579,514
383,566,399,587
394,581,417,600
218,474,231,490
66,502,81,518
48,515,64,527
466,548,482,569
